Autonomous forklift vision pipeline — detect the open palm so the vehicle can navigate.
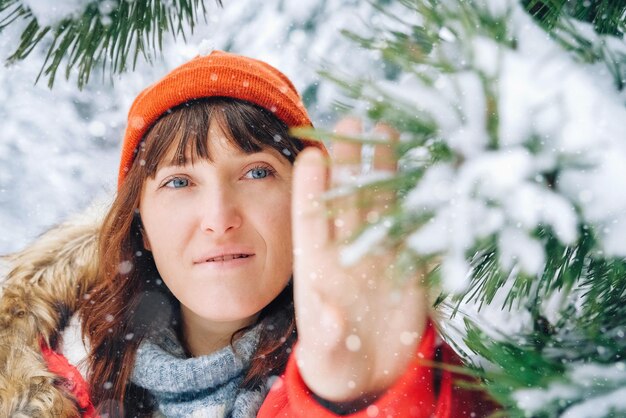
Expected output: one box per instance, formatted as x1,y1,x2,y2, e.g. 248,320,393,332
291,119,428,403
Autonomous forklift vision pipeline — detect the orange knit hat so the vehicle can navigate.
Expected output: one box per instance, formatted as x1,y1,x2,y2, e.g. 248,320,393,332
118,50,325,187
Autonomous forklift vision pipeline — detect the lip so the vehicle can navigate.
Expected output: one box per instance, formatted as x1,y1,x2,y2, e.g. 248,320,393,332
194,255,255,271
193,246,256,265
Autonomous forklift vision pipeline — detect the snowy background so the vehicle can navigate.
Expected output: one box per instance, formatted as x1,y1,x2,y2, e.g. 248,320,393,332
0,0,401,254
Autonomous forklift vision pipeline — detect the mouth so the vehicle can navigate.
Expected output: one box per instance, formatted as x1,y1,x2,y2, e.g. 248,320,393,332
204,254,253,262
195,253,255,270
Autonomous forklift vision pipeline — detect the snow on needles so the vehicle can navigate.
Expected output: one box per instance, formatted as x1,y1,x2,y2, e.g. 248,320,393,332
22,0,87,27
377,0,626,292
513,362,626,417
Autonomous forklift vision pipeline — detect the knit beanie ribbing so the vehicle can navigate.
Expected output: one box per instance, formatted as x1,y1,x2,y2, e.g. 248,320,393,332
118,50,323,187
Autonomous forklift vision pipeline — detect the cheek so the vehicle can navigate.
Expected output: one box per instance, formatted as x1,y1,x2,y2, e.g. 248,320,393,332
141,208,170,253
139,196,192,275
261,193,293,272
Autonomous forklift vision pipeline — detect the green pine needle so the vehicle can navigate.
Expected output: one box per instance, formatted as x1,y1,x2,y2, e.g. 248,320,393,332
0,0,216,89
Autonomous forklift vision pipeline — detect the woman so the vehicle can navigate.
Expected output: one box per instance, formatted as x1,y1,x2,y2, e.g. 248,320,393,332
0,51,493,417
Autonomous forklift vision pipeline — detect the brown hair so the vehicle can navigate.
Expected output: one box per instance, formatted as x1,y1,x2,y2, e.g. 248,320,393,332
81,98,304,415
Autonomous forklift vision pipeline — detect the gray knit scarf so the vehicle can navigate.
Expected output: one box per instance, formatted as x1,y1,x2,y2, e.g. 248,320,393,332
131,322,269,418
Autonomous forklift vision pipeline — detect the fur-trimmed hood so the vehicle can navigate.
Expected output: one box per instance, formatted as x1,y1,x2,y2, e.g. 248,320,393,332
0,204,106,417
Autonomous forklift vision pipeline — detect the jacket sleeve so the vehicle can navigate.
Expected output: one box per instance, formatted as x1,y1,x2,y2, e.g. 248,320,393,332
258,322,444,418
0,214,102,417
257,322,497,418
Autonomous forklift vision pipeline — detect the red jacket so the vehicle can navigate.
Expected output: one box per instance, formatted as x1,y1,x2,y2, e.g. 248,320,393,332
43,324,494,417
258,324,493,418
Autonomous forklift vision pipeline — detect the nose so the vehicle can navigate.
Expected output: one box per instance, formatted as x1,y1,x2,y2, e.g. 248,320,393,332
199,185,243,235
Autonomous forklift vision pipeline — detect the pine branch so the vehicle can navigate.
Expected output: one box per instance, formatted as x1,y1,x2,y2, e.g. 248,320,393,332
461,269,626,416
325,0,626,305
522,0,626,90
524,0,626,36
0,0,218,89
324,1,626,416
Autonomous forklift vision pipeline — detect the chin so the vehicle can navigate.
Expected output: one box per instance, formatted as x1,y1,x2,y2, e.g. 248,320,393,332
191,300,267,323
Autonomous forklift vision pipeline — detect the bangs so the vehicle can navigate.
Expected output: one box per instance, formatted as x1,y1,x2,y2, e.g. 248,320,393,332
134,98,303,179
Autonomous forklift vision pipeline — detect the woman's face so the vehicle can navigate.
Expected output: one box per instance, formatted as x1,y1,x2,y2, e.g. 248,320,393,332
139,120,294,325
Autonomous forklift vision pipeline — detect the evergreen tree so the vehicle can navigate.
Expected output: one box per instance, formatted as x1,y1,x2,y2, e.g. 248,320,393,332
321,1,626,416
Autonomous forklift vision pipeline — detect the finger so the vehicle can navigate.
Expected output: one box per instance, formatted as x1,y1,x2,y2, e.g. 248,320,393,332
292,147,331,254
372,123,398,171
367,123,399,217
331,118,363,244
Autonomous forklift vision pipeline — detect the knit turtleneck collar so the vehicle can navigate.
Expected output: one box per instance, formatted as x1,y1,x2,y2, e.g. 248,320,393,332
131,322,268,418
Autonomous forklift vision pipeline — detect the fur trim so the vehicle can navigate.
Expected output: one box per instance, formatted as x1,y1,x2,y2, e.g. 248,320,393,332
0,342,79,417
0,202,106,417
59,314,90,379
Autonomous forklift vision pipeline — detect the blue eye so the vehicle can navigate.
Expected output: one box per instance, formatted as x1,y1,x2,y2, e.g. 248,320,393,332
246,166,275,179
164,177,189,188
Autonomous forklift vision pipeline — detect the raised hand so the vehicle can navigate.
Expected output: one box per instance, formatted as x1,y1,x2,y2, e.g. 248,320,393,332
291,118,428,403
